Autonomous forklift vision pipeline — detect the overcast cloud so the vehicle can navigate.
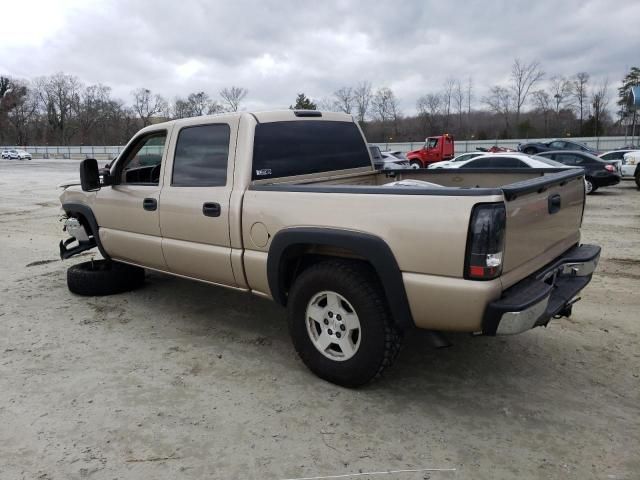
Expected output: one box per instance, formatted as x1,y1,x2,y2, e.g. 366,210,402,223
1,0,639,113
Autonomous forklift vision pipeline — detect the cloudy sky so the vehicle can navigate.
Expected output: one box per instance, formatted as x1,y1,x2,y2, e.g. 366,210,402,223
1,0,638,114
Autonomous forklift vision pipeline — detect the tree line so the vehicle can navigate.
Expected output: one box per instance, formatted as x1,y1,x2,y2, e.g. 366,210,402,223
1,61,638,146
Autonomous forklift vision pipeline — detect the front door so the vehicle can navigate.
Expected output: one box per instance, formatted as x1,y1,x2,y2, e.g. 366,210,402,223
159,119,237,286
94,128,170,270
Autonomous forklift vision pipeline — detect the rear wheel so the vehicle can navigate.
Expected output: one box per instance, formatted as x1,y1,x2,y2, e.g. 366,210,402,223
287,260,402,387
635,171,640,189
523,148,536,155
585,179,594,194
67,259,145,296
410,160,422,169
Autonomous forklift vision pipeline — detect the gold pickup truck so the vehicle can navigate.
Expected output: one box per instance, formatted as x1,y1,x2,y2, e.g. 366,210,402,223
59,110,600,387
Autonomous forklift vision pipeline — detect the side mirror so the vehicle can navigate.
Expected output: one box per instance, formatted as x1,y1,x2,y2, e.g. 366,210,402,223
80,158,100,191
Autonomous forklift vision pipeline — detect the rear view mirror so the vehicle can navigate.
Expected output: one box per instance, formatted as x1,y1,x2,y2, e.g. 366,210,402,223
80,158,100,191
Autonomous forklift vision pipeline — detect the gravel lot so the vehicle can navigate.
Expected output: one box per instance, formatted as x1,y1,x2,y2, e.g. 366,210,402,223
1,159,638,480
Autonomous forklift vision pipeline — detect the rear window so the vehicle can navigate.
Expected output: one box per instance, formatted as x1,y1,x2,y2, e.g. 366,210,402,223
252,121,371,180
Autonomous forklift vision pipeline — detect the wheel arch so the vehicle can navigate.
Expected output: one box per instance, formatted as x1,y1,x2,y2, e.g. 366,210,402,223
267,227,415,330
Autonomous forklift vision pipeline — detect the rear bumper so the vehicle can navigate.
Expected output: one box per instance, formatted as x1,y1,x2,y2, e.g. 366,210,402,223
482,244,600,335
591,174,620,187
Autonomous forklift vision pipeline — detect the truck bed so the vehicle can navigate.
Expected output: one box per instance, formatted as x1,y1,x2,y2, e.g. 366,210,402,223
247,167,586,291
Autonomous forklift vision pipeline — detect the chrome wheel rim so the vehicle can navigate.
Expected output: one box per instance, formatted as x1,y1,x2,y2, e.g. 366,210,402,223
305,291,361,361
585,180,593,194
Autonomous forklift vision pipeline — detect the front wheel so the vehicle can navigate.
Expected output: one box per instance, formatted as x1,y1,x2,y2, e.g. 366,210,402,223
287,260,402,387
523,148,536,155
409,160,422,169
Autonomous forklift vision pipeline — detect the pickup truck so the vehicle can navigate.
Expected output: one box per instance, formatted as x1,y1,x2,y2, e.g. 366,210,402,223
405,133,455,168
58,110,601,387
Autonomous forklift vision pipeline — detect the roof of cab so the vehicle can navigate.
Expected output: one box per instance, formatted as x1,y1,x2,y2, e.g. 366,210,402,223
141,110,354,133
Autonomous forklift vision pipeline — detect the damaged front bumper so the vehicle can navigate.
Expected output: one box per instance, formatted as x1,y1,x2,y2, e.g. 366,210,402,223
59,217,96,259
482,244,601,335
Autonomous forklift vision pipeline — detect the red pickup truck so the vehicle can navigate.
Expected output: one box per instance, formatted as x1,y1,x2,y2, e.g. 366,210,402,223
406,134,455,168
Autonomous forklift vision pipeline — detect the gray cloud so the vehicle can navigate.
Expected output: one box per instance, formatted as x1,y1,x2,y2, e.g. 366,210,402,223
2,0,638,113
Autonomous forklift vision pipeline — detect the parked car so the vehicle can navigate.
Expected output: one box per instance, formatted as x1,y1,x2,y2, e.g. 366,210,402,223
537,151,621,194
622,152,640,188
405,134,455,168
58,110,599,387
518,139,596,155
476,145,516,153
428,152,485,168
2,149,32,160
598,150,640,179
368,145,410,171
439,153,571,170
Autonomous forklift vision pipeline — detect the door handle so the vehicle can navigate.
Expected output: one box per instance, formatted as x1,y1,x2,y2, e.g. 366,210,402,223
143,198,157,211
202,202,221,217
548,194,561,214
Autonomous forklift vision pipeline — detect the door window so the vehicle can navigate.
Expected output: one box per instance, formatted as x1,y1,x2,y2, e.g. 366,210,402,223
426,138,439,149
549,141,565,149
119,132,167,185
172,124,230,186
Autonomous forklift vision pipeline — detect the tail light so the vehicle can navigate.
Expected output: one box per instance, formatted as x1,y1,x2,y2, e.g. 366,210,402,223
604,164,615,172
465,203,506,280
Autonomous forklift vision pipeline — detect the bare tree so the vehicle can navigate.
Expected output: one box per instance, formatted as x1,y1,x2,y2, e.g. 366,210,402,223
6,81,38,144
510,58,544,126
35,72,83,144
219,86,248,112
416,93,441,135
532,90,552,136
372,87,401,138
573,72,590,133
466,77,473,137
452,79,464,134
333,87,354,114
550,76,573,114
132,88,168,127
591,78,610,136
483,86,512,135
75,84,113,144
442,78,455,131
315,96,338,112
353,81,372,122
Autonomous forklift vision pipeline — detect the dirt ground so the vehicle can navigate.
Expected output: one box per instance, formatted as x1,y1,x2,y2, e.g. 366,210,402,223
0,159,638,480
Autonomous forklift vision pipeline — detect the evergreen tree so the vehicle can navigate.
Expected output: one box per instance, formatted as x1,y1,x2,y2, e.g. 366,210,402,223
290,93,317,110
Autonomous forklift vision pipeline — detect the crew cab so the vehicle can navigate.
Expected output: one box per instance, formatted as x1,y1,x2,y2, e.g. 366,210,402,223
58,111,600,387
405,134,454,168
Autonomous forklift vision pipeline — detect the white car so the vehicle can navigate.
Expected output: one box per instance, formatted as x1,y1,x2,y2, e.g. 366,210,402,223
622,152,640,179
1,149,32,160
428,152,485,168
368,145,410,171
442,153,571,169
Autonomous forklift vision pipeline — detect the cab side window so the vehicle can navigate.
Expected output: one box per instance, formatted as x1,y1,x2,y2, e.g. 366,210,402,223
172,124,230,187
119,132,167,185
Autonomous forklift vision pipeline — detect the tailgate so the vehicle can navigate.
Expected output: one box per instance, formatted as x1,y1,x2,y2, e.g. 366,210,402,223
500,170,585,282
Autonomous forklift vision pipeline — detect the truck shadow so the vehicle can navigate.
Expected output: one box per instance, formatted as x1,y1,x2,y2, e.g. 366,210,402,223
133,270,595,413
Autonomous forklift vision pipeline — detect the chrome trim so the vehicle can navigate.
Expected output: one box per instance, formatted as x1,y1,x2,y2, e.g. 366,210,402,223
496,296,550,335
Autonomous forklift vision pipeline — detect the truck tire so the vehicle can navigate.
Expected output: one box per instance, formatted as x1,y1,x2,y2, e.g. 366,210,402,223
287,260,402,387
67,259,145,296
409,160,422,169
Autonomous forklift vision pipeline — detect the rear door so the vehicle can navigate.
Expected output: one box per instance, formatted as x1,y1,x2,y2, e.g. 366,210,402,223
159,119,238,286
